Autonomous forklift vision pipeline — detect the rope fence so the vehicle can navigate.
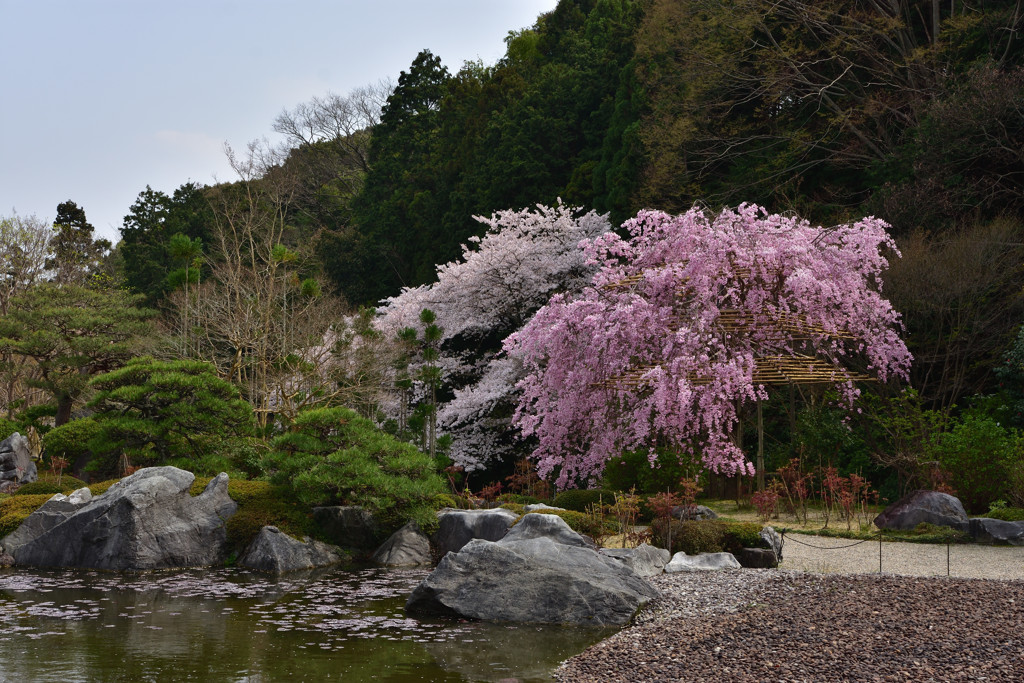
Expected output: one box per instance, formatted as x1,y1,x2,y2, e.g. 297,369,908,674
778,529,956,577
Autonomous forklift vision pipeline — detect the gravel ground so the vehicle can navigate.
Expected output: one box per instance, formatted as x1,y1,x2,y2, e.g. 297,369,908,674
780,534,1024,580
555,542,1024,682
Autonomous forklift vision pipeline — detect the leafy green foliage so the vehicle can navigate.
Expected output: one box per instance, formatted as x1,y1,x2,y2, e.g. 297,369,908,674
0,418,16,441
0,283,155,425
651,519,766,556
552,488,616,512
42,417,102,471
47,200,111,285
12,474,89,496
120,183,215,305
85,357,254,476
264,406,445,530
930,413,1021,513
601,447,700,493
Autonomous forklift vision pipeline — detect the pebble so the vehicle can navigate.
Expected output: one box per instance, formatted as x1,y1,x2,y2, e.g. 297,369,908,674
556,568,1024,681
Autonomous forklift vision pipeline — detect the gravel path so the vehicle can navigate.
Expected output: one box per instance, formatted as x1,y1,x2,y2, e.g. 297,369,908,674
780,534,1024,580
556,542,1024,681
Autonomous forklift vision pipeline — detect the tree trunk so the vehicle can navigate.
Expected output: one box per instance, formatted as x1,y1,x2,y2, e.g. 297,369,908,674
55,394,73,427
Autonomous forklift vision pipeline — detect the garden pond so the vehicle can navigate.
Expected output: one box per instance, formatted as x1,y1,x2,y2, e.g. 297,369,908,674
0,565,610,682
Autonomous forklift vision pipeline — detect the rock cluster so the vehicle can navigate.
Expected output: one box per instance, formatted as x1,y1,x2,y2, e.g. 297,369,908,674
406,513,659,627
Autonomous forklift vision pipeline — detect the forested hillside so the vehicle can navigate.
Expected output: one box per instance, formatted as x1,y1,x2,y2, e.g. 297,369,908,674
2,0,1023,506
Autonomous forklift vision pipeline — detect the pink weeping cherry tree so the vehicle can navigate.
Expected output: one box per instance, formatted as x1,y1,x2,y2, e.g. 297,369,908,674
505,204,913,489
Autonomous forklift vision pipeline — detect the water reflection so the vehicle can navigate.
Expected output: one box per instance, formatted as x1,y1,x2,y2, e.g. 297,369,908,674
0,566,608,682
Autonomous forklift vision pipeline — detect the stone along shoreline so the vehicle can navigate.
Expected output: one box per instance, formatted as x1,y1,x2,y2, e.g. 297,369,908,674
555,569,1024,681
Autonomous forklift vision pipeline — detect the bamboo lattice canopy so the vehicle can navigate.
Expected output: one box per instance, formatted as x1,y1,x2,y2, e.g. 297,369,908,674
595,267,873,390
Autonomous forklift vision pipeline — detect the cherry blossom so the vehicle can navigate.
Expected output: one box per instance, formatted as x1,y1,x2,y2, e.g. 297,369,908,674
507,204,912,488
377,202,612,471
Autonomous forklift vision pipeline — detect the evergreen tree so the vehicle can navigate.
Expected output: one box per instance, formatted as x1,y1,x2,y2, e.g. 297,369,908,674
0,284,155,425
86,357,254,473
48,201,111,285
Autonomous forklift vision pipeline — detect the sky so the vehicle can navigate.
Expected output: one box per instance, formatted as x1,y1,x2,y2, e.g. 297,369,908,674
0,0,559,243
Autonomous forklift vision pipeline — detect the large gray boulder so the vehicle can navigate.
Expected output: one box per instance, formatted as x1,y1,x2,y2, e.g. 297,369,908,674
873,490,969,532
313,505,381,550
407,514,659,627
968,518,1024,545
602,543,671,577
0,488,93,556
238,525,346,573
0,433,36,486
432,508,518,557
664,551,741,572
372,522,432,566
9,467,237,570
671,504,718,521
505,512,595,548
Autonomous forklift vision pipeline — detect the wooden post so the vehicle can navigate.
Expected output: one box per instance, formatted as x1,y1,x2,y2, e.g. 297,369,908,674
757,399,765,491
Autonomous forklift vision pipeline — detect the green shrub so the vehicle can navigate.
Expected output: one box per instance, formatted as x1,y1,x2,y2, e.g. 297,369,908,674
552,489,616,512
601,448,700,493
13,474,89,496
263,406,445,533
650,519,766,555
0,494,52,537
982,506,1024,522
0,418,17,441
42,417,102,471
496,493,543,505
931,414,1019,513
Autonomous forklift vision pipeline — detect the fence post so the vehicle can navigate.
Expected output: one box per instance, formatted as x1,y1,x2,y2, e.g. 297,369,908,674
878,531,882,574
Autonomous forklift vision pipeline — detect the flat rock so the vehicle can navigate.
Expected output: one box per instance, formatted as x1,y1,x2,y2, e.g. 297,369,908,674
407,514,658,627
968,518,1024,545
312,505,381,550
523,503,566,512
433,508,518,557
873,490,969,531
602,543,671,577
238,526,346,573
0,433,36,485
10,467,237,570
372,522,432,566
664,551,741,572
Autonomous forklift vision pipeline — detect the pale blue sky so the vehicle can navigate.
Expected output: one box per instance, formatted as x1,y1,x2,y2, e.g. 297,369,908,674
0,0,558,242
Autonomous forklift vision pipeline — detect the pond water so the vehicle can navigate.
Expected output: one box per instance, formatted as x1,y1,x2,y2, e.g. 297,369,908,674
0,566,609,682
